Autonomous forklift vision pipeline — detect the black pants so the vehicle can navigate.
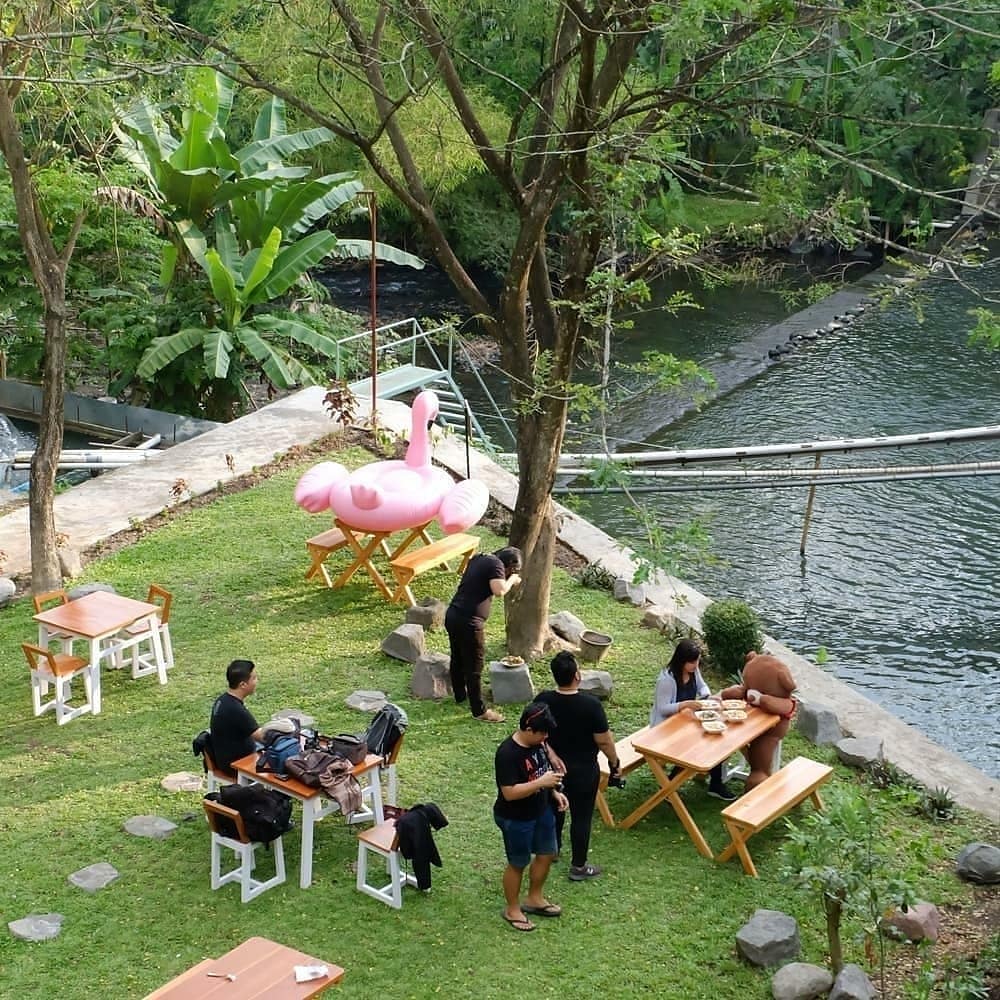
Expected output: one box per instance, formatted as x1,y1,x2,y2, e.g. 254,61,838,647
555,759,599,869
445,608,486,717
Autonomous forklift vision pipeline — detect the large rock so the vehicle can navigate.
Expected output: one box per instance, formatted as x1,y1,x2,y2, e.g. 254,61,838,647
381,624,425,663
0,577,16,608
405,598,446,631
796,700,843,746
642,606,683,634
123,815,177,839
345,690,388,712
58,547,83,579
829,964,875,1000
160,772,204,793
488,661,534,704
771,962,834,1000
579,669,613,701
68,582,117,600
411,652,453,700
882,901,940,942
68,862,120,893
8,913,64,942
956,842,1000,884
736,909,801,967
549,611,586,645
271,708,316,730
835,736,883,768
613,578,647,606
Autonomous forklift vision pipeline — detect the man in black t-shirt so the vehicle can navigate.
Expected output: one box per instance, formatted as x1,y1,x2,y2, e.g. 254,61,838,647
208,659,295,776
446,545,522,723
493,702,567,932
536,652,620,881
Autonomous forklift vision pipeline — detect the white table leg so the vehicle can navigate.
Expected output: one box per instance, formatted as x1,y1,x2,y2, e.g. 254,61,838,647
300,798,317,889
89,637,102,714
147,616,168,684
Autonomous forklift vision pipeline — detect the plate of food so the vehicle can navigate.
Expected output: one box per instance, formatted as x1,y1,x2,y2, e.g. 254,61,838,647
694,710,721,722
701,719,727,734
501,655,524,667
722,709,748,723
698,699,721,711
721,699,747,711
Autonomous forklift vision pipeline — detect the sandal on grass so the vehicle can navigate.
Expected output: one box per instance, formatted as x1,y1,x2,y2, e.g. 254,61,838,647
522,902,562,917
502,911,535,932
476,709,505,723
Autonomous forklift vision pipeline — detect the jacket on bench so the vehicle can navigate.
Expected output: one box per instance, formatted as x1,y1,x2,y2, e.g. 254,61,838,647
396,802,449,891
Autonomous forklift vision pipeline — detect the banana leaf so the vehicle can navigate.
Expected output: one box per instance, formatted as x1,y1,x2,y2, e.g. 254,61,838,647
262,177,365,240
204,328,235,380
237,128,338,174
203,250,241,327
332,239,425,269
256,231,339,302
136,327,206,379
238,326,300,387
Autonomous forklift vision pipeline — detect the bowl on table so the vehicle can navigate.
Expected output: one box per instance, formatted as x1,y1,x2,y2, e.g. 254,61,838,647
698,699,721,711
694,710,721,722
722,709,748,723
701,719,727,734
721,699,747,711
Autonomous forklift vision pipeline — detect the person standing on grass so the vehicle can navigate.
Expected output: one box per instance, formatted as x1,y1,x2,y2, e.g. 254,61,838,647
494,702,568,932
445,545,522,723
536,651,620,881
209,659,295,776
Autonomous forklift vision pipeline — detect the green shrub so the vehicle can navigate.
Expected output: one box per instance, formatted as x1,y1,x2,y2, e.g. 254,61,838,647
700,598,762,676
579,561,616,592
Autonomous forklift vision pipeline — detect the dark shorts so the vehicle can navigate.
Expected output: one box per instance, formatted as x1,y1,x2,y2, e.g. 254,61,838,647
493,807,557,868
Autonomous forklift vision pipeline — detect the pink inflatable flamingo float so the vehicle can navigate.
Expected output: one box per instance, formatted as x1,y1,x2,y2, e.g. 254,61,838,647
294,389,490,534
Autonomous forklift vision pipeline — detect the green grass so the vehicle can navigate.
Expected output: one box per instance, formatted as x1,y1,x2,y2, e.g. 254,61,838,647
0,451,995,999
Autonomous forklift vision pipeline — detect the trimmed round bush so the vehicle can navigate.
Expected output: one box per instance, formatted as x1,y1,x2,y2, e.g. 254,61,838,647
700,598,762,677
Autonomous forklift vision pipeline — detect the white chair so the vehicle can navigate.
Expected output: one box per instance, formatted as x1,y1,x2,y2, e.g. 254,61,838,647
725,740,783,783
22,643,94,725
356,820,416,909
113,584,174,683
203,798,285,903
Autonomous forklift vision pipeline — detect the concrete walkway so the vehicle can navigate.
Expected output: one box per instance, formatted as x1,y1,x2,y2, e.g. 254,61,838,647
4,386,997,821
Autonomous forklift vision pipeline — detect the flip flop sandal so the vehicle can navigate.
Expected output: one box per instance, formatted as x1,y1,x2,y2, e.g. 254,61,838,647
501,912,535,932
522,902,562,918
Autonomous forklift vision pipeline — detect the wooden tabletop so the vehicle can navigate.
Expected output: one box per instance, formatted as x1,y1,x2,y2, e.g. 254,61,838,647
631,707,780,772
232,751,382,798
33,591,159,639
143,936,344,998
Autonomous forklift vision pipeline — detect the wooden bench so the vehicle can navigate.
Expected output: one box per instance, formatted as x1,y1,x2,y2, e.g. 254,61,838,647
305,527,348,587
389,533,479,605
596,725,655,827
715,755,834,877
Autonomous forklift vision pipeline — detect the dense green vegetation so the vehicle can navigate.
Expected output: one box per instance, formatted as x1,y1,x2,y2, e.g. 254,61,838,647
0,453,995,998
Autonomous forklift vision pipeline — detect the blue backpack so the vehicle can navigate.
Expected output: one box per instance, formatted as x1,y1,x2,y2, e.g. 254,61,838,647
256,728,302,778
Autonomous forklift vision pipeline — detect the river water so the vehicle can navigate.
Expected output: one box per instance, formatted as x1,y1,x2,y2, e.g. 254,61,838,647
572,262,1000,779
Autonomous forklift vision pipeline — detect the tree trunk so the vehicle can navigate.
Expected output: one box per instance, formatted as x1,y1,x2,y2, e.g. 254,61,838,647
825,894,845,975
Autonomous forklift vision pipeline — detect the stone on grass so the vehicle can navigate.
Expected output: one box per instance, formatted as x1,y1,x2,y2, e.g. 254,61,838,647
405,598,446,631
829,963,875,1000
124,815,177,839
271,708,316,730
796,700,843,746
613,578,647,606
956,843,1000,884
58,547,83,579
0,577,16,608
642,606,682,633
549,611,587,645
488,661,534,704
411,652,453,700
68,862,120,893
160,772,204,793
771,962,833,1000
834,736,883,768
8,913,63,942
579,669,613,701
881,901,940,942
381,624,425,663
345,690,388,712
68,582,117,600
736,909,800,967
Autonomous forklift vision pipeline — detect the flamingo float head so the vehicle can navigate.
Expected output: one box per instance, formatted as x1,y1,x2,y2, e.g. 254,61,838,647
405,390,440,469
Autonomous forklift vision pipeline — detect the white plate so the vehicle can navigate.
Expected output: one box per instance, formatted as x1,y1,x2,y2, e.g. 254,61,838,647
701,720,727,734
722,709,747,723
721,699,747,711
694,710,720,722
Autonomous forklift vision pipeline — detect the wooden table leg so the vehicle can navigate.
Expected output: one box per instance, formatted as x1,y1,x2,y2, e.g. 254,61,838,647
595,779,616,828
717,819,758,876
333,528,395,600
618,758,688,830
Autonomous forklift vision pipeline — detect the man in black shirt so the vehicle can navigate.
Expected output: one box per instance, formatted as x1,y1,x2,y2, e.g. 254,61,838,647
494,702,567,931
446,545,522,723
536,652,620,881
209,659,295,776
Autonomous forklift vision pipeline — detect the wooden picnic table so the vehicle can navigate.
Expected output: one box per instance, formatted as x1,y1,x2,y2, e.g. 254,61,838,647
33,591,165,716
143,935,344,998
323,519,434,601
620,707,780,858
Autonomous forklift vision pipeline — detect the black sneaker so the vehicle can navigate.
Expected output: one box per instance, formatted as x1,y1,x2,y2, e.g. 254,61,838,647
707,784,738,802
568,863,602,881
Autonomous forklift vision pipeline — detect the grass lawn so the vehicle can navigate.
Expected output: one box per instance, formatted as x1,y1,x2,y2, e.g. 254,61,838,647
0,447,995,999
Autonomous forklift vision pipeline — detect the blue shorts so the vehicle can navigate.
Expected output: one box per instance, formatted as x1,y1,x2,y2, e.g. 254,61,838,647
494,807,557,868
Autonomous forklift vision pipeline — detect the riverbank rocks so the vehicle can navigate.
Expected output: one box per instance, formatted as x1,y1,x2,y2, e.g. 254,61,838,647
641,606,692,638
796,700,843,746
345,690,388,712
736,909,800,967
411,652,452,700
68,862,120,893
771,962,833,1000
405,598,446,631
488,661,534,704
613,578,647,606
579,669,613,701
8,913,64,942
834,735,883,768
881,901,940,942
124,815,176,839
829,964,875,1000
0,577,15,608
956,843,1000,884
549,610,586,645
381,624,424,663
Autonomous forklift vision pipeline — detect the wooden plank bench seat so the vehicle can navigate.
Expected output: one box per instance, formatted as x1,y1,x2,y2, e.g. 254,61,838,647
305,527,348,587
597,725,655,827
715,755,834,877
389,533,479,605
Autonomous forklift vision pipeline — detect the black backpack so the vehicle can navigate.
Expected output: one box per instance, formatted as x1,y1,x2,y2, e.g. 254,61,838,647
210,784,293,845
256,725,303,778
363,703,407,762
